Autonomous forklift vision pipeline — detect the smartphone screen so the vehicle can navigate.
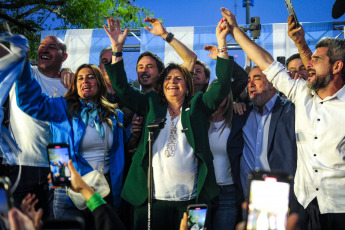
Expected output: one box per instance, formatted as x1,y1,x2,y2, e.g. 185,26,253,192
246,171,292,230
285,0,299,28
47,143,71,186
187,204,208,230
0,188,9,215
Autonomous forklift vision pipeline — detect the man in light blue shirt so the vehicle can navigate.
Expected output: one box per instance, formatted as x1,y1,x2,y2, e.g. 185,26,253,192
238,67,297,197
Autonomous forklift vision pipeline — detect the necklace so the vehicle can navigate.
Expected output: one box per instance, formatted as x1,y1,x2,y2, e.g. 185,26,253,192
165,115,179,158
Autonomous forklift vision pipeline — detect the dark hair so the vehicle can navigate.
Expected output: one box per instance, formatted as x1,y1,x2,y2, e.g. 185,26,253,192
316,37,345,81
195,59,211,80
286,53,301,68
154,63,194,106
64,64,122,128
136,51,165,74
195,59,211,93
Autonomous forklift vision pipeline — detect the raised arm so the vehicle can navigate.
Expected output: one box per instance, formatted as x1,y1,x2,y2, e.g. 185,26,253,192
15,61,67,122
204,44,247,99
103,18,149,115
202,19,233,116
287,15,312,68
220,7,274,70
144,17,197,72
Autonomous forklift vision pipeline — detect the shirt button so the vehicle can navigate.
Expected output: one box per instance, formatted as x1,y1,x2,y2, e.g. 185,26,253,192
316,188,319,191
317,118,320,121
314,154,317,157
320,102,323,104
314,137,318,139
315,170,318,172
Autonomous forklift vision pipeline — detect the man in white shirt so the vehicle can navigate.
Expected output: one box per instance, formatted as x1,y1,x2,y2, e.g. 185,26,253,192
221,7,345,229
0,36,69,219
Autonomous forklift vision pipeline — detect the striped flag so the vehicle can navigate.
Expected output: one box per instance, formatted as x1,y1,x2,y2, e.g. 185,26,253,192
41,21,335,82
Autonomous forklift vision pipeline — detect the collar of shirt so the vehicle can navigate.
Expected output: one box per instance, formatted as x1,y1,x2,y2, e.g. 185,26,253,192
310,84,345,102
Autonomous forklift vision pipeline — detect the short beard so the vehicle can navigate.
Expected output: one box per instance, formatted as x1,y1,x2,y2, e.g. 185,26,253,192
307,73,332,92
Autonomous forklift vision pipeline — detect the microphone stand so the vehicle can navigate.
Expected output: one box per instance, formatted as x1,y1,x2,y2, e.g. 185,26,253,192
146,117,166,230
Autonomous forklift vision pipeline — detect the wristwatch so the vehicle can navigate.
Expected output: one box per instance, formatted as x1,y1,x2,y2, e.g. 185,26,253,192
165,32,174,43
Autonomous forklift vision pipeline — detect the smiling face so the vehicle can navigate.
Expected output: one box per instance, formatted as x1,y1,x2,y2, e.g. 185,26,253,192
287,58,309,80
193,64,209,93
306,47,333,91
37,36,67,76
76,67,99,103
136,56,159,91
163,69,189,103
248,67,275,107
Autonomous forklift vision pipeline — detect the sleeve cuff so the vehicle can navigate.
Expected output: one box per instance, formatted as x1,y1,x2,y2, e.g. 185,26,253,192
86,192,107,212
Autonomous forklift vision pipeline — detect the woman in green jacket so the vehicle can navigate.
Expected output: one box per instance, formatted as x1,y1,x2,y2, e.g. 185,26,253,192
103,17,234,230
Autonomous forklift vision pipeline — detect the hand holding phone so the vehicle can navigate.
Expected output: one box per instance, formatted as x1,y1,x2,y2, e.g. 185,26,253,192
47,143,71,186
285,0,299,29
187,204,208,230
245,170,292,230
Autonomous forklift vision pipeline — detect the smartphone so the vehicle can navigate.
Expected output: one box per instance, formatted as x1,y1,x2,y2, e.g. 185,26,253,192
0,176,13,216
187,204,208,230
245,170,292,230
47,143,71,186
285,0,299,28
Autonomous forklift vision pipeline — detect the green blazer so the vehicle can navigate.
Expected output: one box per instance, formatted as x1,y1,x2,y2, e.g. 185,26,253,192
105,57,234,206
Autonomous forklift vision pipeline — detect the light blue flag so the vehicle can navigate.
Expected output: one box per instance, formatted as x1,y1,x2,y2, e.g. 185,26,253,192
0,33,28,163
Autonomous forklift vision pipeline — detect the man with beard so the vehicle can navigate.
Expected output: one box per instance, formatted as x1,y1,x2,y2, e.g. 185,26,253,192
0,36,69,219
221,7,345,229
227,66,297,199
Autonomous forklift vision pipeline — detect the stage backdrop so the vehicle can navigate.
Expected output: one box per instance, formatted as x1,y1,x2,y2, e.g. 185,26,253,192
41,21,336,82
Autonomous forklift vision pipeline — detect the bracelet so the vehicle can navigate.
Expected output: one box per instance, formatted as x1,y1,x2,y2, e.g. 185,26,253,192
217,46,227,51
165,32,174,43
301,51,312,59
112,51,123,57
217,46,228,53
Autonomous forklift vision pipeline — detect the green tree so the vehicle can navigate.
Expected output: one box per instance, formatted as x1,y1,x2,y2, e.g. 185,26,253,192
0,0,154,59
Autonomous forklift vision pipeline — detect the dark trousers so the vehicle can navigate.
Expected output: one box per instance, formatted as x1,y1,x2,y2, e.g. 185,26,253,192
134,199,196,230
290,196,345,230
0,165,53,220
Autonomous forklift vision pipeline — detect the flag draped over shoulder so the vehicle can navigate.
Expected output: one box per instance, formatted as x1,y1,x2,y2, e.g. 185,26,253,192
0,33,28,162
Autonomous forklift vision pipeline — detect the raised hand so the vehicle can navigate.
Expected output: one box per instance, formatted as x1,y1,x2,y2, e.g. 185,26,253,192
20,194,43,230
204,45,218,60
220,7,239,35
143,17,167,37
103,18,129,52
287,15,306,46
216,18,230,41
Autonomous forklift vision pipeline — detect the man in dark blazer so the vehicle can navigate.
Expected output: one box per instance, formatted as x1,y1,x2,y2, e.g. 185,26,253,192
227,66,297,209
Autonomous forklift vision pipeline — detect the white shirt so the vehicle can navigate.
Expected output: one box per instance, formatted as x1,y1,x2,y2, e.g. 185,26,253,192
7,65,67,166
152,110,197,201
208,121,233,185
79,123,113,174
263,61,345,214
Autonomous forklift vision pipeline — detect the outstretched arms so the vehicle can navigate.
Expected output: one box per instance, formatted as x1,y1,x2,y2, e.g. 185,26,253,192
220,7,274,70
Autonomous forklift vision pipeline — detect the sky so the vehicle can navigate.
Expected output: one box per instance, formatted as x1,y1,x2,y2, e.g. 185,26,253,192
135,0,345,27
